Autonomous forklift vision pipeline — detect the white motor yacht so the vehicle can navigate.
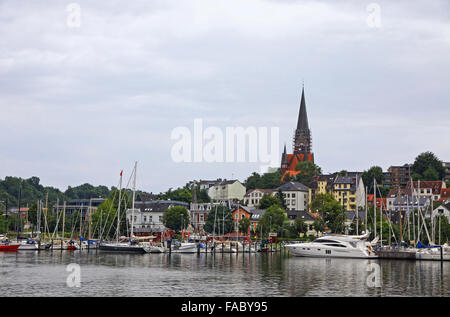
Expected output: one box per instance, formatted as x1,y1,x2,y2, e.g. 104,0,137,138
17,239,39,251
170,242,198,253
285,232,377,259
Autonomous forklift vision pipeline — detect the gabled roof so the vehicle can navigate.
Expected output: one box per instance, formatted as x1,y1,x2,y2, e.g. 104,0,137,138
277,181,309,192
406,181,445,195
134,200,189,212
286,210,316,221
249,209,266,220
334,176,357,184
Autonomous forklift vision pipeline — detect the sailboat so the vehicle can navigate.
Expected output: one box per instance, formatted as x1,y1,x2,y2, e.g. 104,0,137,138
99,164,146,254
0,235,20,251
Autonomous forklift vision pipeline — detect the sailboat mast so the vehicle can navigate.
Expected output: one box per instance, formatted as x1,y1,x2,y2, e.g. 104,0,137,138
131,162,137,240
62,201,66,241
365,186,368,233
44,192,49,241
117,170,123,244
356,175,359,235
89,199,92,242
373,178,376,238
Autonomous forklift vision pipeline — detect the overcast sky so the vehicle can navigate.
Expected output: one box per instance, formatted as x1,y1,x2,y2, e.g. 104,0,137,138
1,0,449,193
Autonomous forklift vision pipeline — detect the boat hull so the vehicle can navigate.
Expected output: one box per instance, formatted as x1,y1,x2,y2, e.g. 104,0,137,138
99,244,146,254
18,244,39,250
0,244,20,251
286,244,377,259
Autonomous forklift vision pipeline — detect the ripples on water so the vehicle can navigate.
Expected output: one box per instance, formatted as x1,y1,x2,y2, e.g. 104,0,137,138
0,251,449,297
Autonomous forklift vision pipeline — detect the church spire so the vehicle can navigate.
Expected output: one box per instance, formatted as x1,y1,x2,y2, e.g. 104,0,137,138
293,86,312,154
296,86,309,131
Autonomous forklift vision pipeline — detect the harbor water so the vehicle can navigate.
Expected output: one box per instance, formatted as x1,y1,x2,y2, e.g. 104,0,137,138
0,251,449,297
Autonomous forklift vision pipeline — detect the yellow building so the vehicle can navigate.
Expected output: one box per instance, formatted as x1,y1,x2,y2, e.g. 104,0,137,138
308,174,336,208
309,174,366,212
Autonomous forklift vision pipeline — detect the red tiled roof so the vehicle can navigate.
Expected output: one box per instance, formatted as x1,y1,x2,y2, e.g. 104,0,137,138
441,188,450,198
281,153,314,181
407,181,444,195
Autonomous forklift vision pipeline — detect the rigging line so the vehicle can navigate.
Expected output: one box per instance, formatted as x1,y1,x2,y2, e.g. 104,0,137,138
375,184,397,244
51,202,62,239
99,179,120,240
70,210,78,240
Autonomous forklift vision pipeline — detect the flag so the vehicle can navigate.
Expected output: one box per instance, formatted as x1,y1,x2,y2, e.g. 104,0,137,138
120,170,123,176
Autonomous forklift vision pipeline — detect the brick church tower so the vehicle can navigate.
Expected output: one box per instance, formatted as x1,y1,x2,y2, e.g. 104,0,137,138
281,87,315,181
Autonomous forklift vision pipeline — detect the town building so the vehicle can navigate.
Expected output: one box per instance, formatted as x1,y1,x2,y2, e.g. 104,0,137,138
280,87,315,181
126,199,189,235
367,195,387,211
243,188,276,207
406,180,446,202
52,198,105,216
230,205,265,233
383,165,411,188
197,179,223,191
443,162,450,184
276,181,309,211
386,195,430,214
207,179,246,201
331,175,366,212
308,174,336,204
189,201,227,233
286,210,319,237
430,202,450,223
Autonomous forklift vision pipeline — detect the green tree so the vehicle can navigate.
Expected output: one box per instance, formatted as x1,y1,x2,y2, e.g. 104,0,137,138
312,217,325,237
294,161,322,186
162,206,190,232
244,170,282,190
91,189,131,239
309,193,334,216
257,205,287,237
203,206,233,235
290,217,308,237
238,217,251,234
310,193,346,234
258,194,280,209
423,166,439,181
361,166,385,194
338,170,348,176
412,151,445,180
245,172,261,190
275,189,287,210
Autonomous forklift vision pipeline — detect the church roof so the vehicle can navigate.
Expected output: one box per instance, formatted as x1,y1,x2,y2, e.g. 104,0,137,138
296,87,309,132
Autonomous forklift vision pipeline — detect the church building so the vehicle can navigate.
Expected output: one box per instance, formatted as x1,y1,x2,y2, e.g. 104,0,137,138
281,87,315,181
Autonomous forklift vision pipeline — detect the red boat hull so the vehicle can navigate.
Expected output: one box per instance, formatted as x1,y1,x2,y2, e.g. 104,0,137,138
0,244,20,251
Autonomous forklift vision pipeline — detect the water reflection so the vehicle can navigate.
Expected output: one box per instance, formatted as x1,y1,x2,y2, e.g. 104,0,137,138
0,251,449,296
